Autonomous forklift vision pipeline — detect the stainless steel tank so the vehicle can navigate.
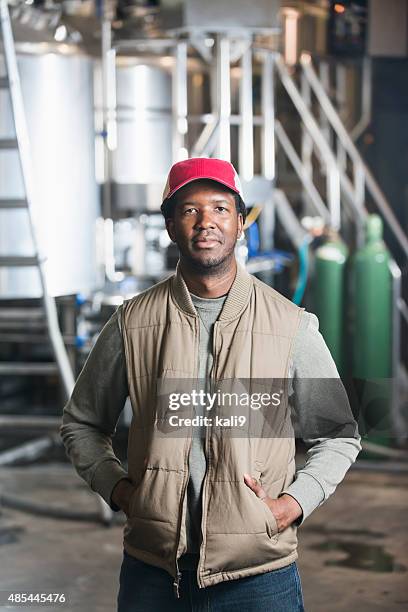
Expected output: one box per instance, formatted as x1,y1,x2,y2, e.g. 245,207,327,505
0,46,99,298
114,58,173,184
94,56,173,213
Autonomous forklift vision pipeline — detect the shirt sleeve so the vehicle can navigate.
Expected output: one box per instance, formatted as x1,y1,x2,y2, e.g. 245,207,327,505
280,310,362,525
59,305,130,510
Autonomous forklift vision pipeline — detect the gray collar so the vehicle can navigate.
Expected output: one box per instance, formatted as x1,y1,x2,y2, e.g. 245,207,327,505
171,259,253,321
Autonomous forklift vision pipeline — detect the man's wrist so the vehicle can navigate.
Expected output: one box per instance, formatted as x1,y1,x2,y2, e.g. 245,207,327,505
111,478,134,514
274,494,303,529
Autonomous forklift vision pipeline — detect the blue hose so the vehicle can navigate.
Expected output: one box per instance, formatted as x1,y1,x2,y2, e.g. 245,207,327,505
247,222,260,258
292,239,309,305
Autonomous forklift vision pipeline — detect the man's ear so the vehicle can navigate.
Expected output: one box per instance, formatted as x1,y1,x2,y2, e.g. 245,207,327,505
237,213,244,239
165,218,177,243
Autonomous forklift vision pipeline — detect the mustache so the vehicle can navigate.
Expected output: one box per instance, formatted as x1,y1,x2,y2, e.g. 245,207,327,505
192,232,221,242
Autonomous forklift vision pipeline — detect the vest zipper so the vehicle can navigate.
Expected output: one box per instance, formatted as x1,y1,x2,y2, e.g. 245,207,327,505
172,569,182,599
197,320,219,589
172,433,192,599
172,438,191,600
173,317,198,599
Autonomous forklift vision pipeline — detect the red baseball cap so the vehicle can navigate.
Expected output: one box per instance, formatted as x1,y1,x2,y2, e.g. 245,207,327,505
161,157,244,207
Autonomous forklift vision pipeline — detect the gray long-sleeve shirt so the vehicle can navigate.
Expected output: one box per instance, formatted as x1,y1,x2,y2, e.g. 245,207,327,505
60,299,361,548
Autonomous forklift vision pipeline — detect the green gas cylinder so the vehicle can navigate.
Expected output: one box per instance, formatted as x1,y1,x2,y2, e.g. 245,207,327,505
352,215,391,378
313,233,348,376
351,214,392,445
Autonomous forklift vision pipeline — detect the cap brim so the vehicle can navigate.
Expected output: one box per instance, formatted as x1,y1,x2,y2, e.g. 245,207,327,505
164,175,241,203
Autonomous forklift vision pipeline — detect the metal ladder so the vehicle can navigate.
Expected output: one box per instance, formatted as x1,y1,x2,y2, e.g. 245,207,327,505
0,0,74,400
0,1,114,524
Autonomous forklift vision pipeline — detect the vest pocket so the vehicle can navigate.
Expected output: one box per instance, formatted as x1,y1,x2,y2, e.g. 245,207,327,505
127,466,181,525
255,495,279,541
252,467,279,541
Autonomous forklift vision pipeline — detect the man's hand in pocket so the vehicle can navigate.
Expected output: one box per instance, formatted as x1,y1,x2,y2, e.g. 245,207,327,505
243,473,303,531
111,478,137,518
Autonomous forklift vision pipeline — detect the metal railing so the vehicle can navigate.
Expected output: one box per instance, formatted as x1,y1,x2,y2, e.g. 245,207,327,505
274,120,330,222
170,42,348,231
300,52,408,259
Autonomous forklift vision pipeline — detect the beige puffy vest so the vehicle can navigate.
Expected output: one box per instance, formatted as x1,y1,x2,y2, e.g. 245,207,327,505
121,261,303,595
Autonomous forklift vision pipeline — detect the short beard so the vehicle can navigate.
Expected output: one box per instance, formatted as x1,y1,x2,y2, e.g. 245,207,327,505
180,249,235,277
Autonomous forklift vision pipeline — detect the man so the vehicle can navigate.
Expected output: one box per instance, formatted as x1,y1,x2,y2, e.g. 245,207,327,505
60,158,361,611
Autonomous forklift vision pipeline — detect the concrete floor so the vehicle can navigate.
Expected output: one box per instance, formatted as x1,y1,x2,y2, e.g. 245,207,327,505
0,464,407,612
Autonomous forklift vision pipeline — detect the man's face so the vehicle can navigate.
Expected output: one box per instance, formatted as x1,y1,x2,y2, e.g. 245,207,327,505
165,180,244,271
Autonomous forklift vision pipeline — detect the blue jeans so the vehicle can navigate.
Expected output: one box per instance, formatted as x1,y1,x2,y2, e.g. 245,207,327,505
117,550,305,611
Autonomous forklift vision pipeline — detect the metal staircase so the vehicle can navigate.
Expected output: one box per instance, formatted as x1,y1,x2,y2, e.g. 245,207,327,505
0,0,74,400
